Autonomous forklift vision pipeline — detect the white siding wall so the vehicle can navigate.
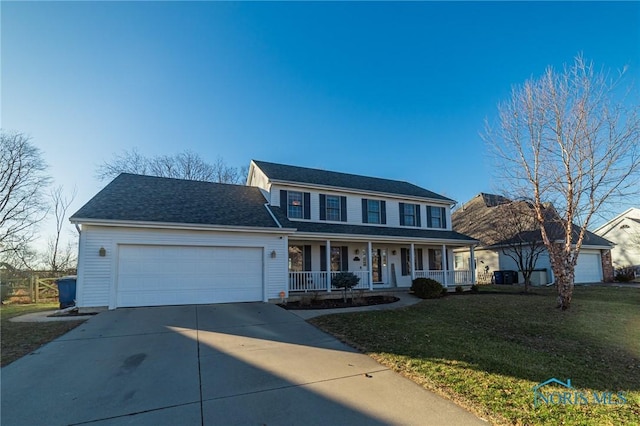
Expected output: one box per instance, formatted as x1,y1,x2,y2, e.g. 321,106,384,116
602,219,640,268
77,225,287,308
248,164,272,198
272,184,452,230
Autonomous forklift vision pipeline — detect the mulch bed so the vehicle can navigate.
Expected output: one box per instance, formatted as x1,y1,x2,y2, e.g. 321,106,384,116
279,295,399,310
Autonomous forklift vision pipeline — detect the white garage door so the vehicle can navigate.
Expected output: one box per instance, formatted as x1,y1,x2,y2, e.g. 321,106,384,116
117,245,263,307
574,252,602,284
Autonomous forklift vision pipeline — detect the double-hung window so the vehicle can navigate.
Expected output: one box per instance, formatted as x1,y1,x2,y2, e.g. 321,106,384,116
287,191,303,219
427,206,447,229
367,200,381,224
399,203,421,227
361,199,386,224
326,196,341,221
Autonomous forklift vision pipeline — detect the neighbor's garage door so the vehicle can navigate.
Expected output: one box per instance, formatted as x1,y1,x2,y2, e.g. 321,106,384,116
574,252,602,284
117,245,263,308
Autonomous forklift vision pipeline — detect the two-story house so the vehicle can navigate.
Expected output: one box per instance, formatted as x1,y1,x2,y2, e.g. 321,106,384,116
71,160,477,309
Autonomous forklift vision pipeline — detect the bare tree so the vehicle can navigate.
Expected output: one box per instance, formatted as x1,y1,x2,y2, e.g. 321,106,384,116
489,201,547,292
0,131,50,257
485,55,640,309
42,185,77,272
96,149,245,184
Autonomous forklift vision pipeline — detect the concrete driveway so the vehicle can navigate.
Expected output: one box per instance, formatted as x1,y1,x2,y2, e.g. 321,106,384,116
1,303,485,425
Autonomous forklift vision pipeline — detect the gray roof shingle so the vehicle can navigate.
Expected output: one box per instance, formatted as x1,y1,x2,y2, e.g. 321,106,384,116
70,173,281,228
452,193,612,248
253,160,454,202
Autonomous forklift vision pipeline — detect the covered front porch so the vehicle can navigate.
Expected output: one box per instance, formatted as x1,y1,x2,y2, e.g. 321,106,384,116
287,238,476,294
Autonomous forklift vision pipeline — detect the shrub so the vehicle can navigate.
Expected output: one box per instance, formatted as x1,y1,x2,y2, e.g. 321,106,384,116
332,272,361,302
470,284,479,293
411,278,443,299
615,267,636,283
455,285,464,293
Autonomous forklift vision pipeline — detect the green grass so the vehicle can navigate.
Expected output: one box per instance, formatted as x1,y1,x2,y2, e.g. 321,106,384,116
311,285,640,425
0,303,84,367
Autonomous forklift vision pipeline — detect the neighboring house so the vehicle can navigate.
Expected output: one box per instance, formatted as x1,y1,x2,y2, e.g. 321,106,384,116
70,160,477,309
451,193,614,285
593,208,640,272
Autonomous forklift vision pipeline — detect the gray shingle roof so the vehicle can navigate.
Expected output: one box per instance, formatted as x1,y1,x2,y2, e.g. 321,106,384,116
253,160,454,202
452,193,612,248
70,173,281,228
269,206,475,243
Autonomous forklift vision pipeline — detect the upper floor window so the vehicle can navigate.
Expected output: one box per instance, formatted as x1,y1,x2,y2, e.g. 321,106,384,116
288,191,303,218
281,190,310,219
361,199,387,224
427,206,447,229
367,200,380,223
399,203,421,227
320,194,347,222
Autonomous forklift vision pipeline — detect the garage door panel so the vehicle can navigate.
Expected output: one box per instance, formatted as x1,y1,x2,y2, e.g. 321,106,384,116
574,252,601,283
117,245,263,307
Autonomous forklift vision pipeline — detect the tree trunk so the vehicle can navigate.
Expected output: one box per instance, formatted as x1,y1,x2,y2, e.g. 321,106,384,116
554,254,575,310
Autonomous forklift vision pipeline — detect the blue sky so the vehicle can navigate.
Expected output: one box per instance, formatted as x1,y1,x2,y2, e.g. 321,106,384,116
2,1,639,247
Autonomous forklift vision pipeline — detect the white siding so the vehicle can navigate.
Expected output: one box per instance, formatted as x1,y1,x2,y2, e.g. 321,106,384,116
77,225,287,308
248,163,272,198
272,184,451,230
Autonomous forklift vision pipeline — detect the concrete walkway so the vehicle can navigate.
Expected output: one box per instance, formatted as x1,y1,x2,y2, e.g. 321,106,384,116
1,302,485,425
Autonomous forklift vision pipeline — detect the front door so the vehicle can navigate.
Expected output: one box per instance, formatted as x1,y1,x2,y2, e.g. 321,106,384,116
372,248,388,284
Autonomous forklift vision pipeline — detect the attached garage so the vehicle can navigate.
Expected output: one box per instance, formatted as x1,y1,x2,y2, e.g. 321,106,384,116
574,251,603,284
70,174,293,309
117,245,264,307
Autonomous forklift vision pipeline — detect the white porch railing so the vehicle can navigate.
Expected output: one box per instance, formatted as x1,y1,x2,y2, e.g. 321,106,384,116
414,270,472,286
289,271,370,292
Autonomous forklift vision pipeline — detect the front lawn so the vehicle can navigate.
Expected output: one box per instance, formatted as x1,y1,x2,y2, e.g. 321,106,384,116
311,285,640,425
0,303,84,367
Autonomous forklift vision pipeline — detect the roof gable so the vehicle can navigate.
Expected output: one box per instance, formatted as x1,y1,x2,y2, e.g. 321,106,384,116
252,160,454,202
70,174,280,229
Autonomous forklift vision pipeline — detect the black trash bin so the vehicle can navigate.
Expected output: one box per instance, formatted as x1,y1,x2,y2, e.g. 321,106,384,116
493,271,504,284
504,270,516,285
56,276,77,309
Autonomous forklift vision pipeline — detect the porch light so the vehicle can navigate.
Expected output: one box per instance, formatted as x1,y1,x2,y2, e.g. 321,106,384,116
270,250,277,258
392,250,397,255
98,247,106,257
354,249,359,254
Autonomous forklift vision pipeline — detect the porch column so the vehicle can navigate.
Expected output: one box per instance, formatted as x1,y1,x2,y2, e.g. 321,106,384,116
367,241,373,290
442,244,448,287
410,243,415,281
470,245,476,284
326,240,332,292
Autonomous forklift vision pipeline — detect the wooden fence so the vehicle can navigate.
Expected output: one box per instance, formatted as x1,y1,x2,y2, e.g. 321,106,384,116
0,276,62,303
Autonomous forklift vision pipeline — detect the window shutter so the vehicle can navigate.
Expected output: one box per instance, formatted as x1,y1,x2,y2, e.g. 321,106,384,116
416,248,424,270
399,203,405,226
381,200,387,224
280,190,288,210
320,245,327,271
341,246,349,271
303,192,311,219
362,199,368,223
401,248,408,276
304,245,312,271
427,206,433,228
416,205,422,227
441,207,447,229
319,194,326,221
340,196,347,222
